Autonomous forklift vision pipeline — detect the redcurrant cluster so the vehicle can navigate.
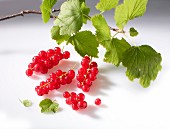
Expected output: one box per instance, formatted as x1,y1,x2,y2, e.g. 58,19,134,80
76,56,99,92
63,91,87,110
35,69,75,96
26,47,70,77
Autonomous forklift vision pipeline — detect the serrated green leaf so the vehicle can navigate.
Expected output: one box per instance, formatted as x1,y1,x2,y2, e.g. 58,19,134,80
20,99,32,107
114,0,148,29
104,38,131,66
69,31,99,57
39,99,59,113
51,26,70,44
40,0,57,23
92,14,111,42
96,0,119,12
122,45,162,88
54,0,90,35
129,27,139,37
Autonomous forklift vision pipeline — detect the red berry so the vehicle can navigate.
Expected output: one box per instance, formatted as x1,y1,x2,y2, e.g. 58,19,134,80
77,93,85,101
76,74,85,82
77,101,87,109
81,59,90,68
47,49,55,57
90,62,98,68
85,78,92,87
57,53,63,60
63,51,70,59
88,73,96,81
26,69,33,76
32,56,41,63
83,56,90,61
44,59,53,69
77,82,83,88
67,70,75,79
51,55,59,66
91,67,98,75
72,103,79,110
38,50,47,59
56,69,62,76
41,66,48,74
34,63,43,72
54,47,61,54
63,91,70,98
28,63,35,69
65,76,72,84
78,67,87,75
66,97,72,105
95,98,101,105
82,85,90,92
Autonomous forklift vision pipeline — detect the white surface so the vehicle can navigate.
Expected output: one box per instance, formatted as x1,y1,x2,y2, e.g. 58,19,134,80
0,22,170,129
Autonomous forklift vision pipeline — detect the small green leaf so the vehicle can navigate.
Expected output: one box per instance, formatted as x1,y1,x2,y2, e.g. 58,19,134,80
129,27,139,37
122,45,162,88
114,0,148,29
92,14,111,42
81,2,90,24
68,31,99,57
96,0,119,12
51,26,70,44
39,99,59,113
20,99,32,107
54,0,90,35
40,0,57,23
104,38,131,66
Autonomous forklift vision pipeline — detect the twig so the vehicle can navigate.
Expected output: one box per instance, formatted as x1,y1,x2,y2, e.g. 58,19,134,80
0,9,125,33
0,9,60,21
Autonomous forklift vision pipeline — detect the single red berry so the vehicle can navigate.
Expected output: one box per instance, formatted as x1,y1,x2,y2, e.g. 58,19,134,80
38,50,47,59
56,69,62,77
32,56,41,64
77,101,87,109
72,103,79,110
81,58,90,68
54,47,61,54
84,78,92,87
88,73,96,81
44,59,53,69
76,74,85,82
41,66,48,74
26,69,33,76
95,98,101,105
34,63,43,72
28,63,35,69
67,70,75,79
91,67,99,75
66,97,72,105
78,67,87,75
57,53,63,60
77,82,83,88
47,49,55,57
77,93,85,101
82,85,90,92
51,55,59,66
65,76,72,84
90,61,98,68
60,76,66,85
83,56,90,61
63,91,70,98
63,51,70,59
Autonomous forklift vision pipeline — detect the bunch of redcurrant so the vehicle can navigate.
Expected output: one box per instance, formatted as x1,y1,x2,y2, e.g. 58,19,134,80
26,47,70,77
35,69,75,96
76,56,99,92
63,91,87,110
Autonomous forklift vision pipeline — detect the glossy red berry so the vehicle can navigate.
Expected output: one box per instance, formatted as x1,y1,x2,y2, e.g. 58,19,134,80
95,98,101,105
63,91,70,98
54,47,61,54
63,51,70,59
67,70,75,79
72,103,79,110
38,50,47,59
77,93,85,101
26,69,33,76
82,85,90,92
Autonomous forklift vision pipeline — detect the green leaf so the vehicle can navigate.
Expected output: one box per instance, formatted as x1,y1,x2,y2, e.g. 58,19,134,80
68,31,99,57
122,45,162,88
96,0,119,12
20,99,32,107
104,38,131,66
51,26,70,44
129,27,139,37
114,0,148,29
81,2,90,24
39,99,59,113
54,0,90,35
40,0,57,23
92,14,111,42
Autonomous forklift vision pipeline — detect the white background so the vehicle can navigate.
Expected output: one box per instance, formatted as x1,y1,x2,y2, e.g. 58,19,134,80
0,0,170,129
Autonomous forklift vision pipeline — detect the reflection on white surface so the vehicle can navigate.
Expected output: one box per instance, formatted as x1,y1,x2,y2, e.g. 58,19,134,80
0,112,31,129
